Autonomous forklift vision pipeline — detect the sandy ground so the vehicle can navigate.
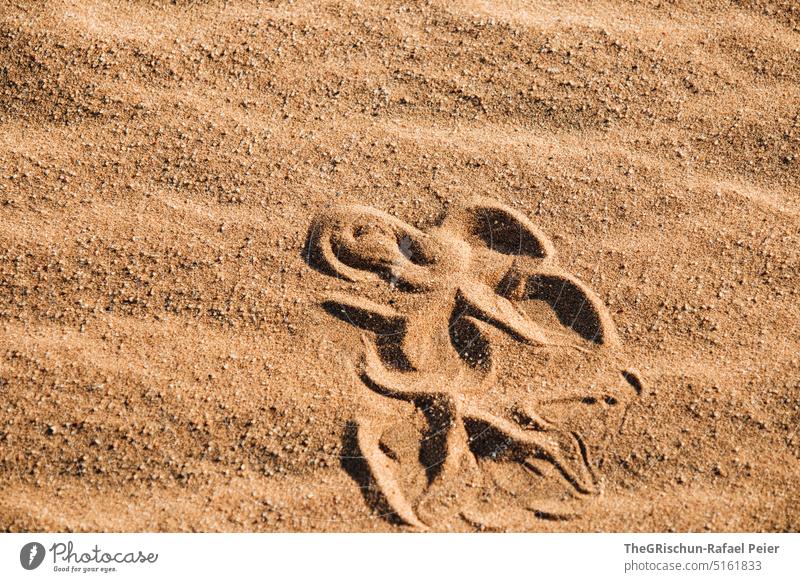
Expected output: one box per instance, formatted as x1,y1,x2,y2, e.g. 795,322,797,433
0,0,798,532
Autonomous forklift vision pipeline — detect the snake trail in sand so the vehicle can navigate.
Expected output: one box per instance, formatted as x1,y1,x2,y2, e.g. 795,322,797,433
305,196,644,529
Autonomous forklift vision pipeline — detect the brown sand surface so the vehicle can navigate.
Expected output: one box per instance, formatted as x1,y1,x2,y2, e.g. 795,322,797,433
0,0,798,532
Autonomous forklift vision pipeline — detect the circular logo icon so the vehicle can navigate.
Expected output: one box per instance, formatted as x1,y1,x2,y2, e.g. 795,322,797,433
20,542,46,570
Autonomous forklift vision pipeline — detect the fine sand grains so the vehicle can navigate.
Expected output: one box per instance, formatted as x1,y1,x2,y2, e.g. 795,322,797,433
0,0,798,531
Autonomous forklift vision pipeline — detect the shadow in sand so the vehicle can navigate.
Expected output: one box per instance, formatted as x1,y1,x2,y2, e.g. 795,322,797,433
339,420,407,527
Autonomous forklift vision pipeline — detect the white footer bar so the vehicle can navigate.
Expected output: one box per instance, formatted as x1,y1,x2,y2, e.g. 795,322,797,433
1,533,798,581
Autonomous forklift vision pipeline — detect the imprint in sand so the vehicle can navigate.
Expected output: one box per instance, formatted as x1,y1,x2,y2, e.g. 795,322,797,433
305,197,643,529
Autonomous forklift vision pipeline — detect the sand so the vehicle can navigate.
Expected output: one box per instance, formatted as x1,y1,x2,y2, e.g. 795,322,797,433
0,0,798,532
